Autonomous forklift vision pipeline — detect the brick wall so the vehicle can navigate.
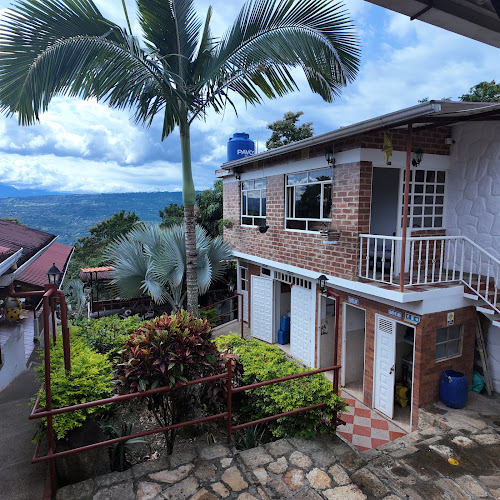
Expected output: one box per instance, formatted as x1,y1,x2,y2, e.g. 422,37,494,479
328,287,475,430
224,162,372,281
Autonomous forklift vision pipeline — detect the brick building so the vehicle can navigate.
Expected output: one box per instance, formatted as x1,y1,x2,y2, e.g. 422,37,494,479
217,101,500,431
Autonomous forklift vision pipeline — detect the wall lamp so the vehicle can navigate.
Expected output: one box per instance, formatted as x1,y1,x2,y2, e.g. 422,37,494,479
258,225,269,234
318,274,328,293
412,148,424,167
324,149,335,167
46,263,62,285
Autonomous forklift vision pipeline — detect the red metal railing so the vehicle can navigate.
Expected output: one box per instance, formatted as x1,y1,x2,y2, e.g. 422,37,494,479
30,354,341,498
199,292,244,338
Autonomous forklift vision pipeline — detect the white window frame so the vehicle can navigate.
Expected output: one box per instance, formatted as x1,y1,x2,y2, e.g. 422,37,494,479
239,263,248,291
285,167,333,231
402,169,446,230
241,179,266,226
435,324,463,361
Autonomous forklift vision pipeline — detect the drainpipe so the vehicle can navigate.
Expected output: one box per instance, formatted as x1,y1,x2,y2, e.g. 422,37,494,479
400,123,413,292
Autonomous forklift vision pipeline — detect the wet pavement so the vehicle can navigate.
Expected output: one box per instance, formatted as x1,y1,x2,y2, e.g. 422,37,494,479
57,392,500,499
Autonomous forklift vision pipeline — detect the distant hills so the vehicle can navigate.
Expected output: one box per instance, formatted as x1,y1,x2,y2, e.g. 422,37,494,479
0,183,60,198
0,190,185,245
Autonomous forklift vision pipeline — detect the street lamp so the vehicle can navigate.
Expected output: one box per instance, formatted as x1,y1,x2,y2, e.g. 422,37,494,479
46,263,62,286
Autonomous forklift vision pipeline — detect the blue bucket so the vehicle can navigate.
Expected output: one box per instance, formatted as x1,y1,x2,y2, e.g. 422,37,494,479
440,370,468,409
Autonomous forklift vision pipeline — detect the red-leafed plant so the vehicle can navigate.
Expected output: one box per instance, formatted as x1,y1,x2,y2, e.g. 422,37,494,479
114,310,239,454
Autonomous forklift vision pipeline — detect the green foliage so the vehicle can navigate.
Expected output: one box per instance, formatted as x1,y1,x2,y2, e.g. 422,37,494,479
199,307,221,326
460,80,500,102
114,310,238,454
35,327,113,440
99,419,146,471
215,334,347,439
159,203,184,229
235,424,266,450
266,111,313,150
196,180,223,237
73,314,143,358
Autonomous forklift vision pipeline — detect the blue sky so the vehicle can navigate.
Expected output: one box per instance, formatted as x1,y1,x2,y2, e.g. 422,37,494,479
0,0,498,195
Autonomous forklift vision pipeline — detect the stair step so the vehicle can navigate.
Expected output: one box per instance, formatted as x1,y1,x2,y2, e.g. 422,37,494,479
464,292,479,300
477,306,495,315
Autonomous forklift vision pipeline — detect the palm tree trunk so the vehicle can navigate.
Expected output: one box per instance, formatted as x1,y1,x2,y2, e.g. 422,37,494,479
179,112,198,314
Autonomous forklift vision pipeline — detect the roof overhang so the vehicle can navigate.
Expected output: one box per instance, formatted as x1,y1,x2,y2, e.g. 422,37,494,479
218,101,500,173
364,0,500,48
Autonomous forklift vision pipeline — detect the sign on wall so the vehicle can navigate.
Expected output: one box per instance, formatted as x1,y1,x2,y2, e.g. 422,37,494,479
405,312,420,325
348,296,359,306
388,309,402,320
447,312,455,326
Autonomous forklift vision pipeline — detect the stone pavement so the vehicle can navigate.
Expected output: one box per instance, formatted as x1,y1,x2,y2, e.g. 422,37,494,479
58,400,500,500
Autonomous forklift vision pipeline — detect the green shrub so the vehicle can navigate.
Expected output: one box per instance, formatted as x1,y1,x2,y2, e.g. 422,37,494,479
36,327,113,440
214,334,347,439
72,314,143,358
114,310,239,454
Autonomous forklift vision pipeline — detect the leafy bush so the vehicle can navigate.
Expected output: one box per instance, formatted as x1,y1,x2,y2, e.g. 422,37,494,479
36,327,113,440
214,334,347,439
72,314,143,358
114,310,238,454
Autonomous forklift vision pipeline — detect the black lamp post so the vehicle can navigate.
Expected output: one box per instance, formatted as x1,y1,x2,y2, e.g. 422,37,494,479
46,263,62,286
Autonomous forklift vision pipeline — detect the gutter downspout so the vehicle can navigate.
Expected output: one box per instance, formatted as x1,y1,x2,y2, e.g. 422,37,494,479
400,123,413,292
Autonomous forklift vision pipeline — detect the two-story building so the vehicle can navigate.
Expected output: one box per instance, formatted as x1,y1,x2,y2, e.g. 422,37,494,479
218,101,500,431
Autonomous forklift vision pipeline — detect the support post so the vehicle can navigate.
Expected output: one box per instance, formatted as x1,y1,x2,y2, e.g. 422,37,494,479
400,123,413,292
226,359,233,444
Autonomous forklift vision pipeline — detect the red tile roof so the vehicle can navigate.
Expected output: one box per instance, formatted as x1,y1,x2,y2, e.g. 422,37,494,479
0,220,55,267
16,242,74,289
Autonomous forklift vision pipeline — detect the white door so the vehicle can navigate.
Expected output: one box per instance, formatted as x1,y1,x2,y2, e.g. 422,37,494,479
251,276,274,343
291,285,314,366
238,264,249,322
374,315,396,419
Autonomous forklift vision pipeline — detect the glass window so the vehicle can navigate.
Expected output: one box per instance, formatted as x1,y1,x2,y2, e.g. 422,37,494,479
435,325,463,360
241,179,266,226
285,168,333,231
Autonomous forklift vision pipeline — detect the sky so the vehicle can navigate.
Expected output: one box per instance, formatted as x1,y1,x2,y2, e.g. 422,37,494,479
0,0,498,195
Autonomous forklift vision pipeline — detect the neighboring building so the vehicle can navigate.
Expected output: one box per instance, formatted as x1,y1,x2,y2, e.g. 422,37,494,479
0,220,72,391
218,101,500,431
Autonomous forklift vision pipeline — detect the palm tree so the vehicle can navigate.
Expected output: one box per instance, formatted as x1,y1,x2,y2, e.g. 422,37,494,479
0,0,360,313
103,223,232,311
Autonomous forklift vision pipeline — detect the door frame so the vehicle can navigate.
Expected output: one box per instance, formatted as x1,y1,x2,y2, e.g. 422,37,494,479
341,302,367,389
373,314,416,427
316,293,337,369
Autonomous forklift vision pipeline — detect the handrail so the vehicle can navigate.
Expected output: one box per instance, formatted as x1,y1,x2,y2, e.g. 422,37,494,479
462,235,500,267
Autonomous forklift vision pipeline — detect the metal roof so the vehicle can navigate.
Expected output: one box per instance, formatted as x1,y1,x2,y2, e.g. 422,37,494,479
219,101,500,172
364,0,500,48
0,220,56,267
16,242,73,289
80,266,113,282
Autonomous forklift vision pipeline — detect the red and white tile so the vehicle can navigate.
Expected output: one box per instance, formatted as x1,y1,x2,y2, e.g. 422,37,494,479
337,390,406,452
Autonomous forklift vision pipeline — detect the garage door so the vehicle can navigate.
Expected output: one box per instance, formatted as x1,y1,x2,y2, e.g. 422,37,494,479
251,275,274,343
291,285,315,366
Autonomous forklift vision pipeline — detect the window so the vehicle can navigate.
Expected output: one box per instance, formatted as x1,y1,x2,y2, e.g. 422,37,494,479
286,168,333,231
403,170,446,229
435,325,463,360
241,179,266,226
261,267,271,277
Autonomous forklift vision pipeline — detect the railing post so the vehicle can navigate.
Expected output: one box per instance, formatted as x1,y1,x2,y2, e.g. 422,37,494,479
226,359,233,444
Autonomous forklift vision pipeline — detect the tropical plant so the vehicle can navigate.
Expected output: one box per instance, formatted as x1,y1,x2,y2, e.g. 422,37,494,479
460,80,500,102
215,334,347,439
35,326,113,440
63,279,88,317
99,419,146,472
0,0,360,314
114,310,238,454
104,223,232,311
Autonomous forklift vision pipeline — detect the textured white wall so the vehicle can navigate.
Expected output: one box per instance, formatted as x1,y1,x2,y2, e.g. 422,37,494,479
445,122,500,261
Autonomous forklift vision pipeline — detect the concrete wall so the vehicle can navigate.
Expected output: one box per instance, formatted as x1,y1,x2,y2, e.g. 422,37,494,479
446,122,500,261
0,324,26,393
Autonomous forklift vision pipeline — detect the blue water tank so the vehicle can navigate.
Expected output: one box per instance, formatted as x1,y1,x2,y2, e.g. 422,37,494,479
440,370,468,409
227,133,255,162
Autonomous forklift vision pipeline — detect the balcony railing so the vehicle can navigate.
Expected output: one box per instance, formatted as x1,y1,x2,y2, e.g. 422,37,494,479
359,234,500,313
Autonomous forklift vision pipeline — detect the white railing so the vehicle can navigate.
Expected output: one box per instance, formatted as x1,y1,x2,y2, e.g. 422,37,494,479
359,234,500,313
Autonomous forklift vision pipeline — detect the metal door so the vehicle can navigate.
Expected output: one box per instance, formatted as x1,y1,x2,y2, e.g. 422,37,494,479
250,275,274,343
290,285,314,366
374,315,396,419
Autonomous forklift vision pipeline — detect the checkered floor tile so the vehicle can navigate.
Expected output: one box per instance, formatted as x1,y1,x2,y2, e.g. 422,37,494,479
337,390,406,452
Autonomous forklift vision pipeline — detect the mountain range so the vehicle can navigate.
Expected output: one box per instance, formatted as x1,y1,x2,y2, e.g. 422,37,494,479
0,186,185,245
